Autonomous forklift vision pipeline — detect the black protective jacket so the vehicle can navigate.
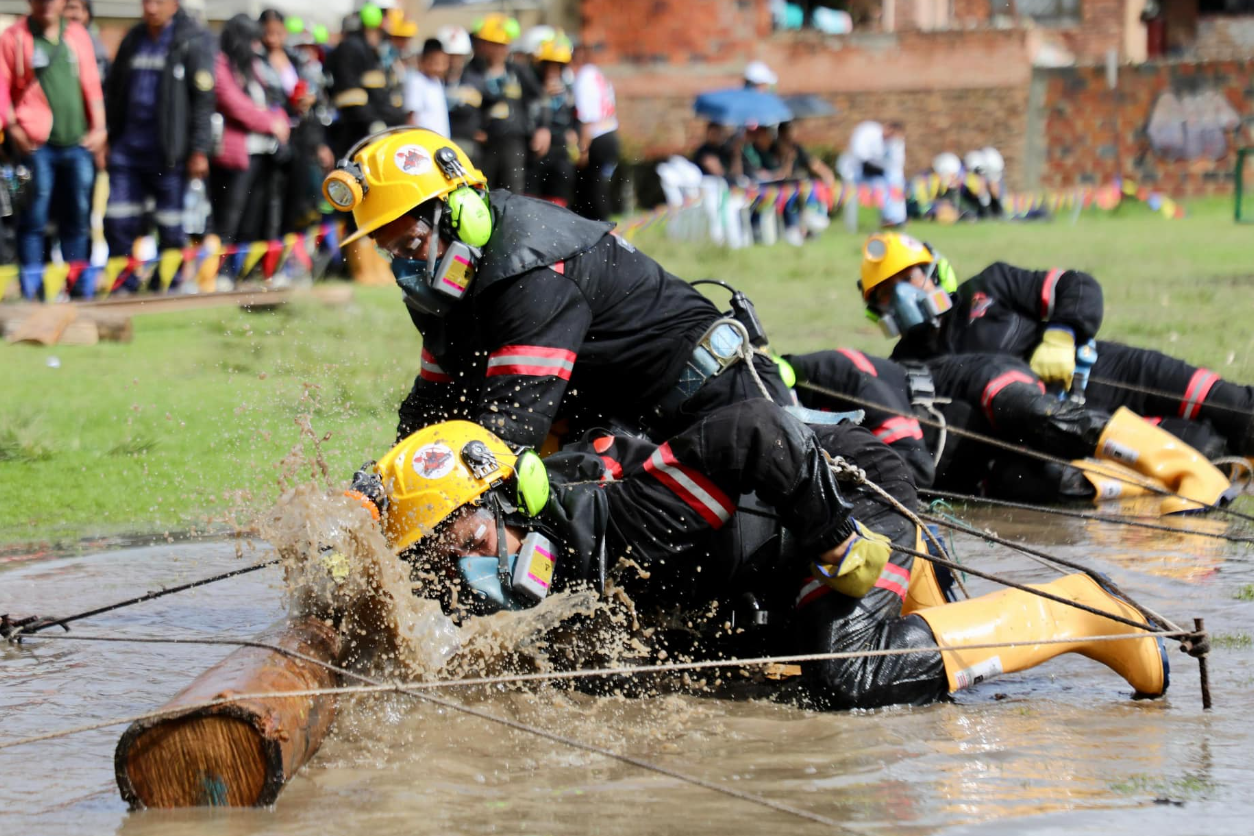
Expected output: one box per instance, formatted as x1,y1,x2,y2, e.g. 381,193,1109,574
463,58,540,143
891,262,1103,364
398,191,721,448
534,401,856,604
324,31,406,154
105,10,215,169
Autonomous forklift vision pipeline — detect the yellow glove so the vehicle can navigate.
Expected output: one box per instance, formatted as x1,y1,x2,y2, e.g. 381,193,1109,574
1029,327,1076,389
812,521,892,598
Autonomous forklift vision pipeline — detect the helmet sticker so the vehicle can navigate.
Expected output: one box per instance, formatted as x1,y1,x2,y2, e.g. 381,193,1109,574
413,443,456,479
395,145,433,176
898,234,927,251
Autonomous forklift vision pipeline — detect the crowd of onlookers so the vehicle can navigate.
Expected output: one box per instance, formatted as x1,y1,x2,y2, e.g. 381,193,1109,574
0,0,619,299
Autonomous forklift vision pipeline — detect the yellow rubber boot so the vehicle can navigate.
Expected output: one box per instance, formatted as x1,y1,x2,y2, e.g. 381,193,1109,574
916,573,1169,698
1096,407,1236,515
902,528,951,616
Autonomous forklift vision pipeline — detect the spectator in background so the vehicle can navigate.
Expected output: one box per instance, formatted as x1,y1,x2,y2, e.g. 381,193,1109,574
526,30,577,206
324,4,406,159
104,0,214,285
465,13,537,193
775,120,836,191
570,41,618,221
842,119,905,228
692,121,731,178
743,60,777,91
64,0,109,83
258,8,328,234
0,0,107,300
404,38,449,136
209,13,288,258
739,123,785,182
438,25,479,163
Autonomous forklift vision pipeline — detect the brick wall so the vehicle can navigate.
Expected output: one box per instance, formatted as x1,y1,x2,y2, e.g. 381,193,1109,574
581,0,770,65
1036,59,1254,196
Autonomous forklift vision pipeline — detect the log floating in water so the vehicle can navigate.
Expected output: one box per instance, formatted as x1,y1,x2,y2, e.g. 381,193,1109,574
114,616,341,808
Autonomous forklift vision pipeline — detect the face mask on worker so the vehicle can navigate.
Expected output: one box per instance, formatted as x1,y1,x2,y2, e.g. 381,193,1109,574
873,278,953,338
445,446,554,614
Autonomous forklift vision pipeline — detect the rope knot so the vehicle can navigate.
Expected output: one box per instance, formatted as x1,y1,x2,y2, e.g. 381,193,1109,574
1178,627,1210,659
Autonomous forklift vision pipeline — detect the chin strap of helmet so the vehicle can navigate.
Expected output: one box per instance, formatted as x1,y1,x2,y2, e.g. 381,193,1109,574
492,493,512,583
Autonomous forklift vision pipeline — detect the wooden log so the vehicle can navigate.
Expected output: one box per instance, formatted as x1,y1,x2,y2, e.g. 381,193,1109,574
114,616,341,809
5,304,77,345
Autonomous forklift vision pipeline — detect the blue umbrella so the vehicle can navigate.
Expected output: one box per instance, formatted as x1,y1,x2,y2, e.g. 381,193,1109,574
693,89,794,128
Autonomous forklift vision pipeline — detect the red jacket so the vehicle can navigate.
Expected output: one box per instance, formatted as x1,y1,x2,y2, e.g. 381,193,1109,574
0,17,103,146
212,52,284,171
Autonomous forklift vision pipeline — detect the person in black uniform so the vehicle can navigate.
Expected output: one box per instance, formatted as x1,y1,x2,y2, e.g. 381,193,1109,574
438,25,481,165
462,14,539,194
525,33,578,207
841,232,1239,512
346,402,1171,709
321,128,794,452
323,7,407,159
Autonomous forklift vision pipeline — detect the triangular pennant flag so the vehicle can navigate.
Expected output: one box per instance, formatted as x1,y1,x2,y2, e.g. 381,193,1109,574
0,263,19,298
43,263,71,299
157,249,184,289
261,240,284,279
241,240,269,277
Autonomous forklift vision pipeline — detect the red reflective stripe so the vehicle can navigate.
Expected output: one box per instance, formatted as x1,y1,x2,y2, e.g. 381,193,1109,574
1145,416,1163,426
643,442,736,528
592,434,614,453
486,345,577,380
419,348,452,383
1040,268,1063,319
551,260,565,275
874,416,924,445
599,455,622,481
796,577,831,609
1178,368,1220,420
980,371,1044,426
874,562,910,601
836,348,878,377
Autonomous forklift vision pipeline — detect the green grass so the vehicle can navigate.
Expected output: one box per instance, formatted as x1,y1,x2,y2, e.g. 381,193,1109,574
1,197,1251,545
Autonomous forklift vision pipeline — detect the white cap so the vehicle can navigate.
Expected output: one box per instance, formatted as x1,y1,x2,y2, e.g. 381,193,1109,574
744,60,778,87
932,152,961,179
964,150,987,174
982,146,1005,176
437,25,472,56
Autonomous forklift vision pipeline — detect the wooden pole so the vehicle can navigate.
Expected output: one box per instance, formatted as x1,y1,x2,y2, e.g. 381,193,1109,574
114,616,341,808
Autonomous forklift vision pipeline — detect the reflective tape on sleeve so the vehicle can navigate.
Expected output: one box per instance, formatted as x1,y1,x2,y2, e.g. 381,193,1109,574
485,345,576,380
836,348,878,377
1040,268,1063,320
419,348,452,383
980,370,1045,426
1179,368,1220,420
643,442,735,528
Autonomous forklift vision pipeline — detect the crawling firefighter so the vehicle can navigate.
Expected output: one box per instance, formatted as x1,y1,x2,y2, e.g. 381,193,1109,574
342,402,1170,709
783,233,1239,513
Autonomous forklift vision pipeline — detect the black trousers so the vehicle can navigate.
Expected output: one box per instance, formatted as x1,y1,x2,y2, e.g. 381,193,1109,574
574,130,618,222
1087,341,1254,455
527,145,576,205
479,136,527,193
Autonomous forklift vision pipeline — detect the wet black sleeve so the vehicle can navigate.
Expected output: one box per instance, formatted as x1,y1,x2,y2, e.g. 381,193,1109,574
186,29,217,157
396,346,480,441
471,269,593,449
970,262,1104,344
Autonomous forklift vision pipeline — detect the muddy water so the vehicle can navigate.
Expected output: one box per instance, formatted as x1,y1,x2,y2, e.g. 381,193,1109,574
4,509,1254,836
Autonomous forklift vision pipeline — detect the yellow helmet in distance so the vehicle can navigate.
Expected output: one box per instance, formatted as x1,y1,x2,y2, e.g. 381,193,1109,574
472,13,520,46
534,31,573,64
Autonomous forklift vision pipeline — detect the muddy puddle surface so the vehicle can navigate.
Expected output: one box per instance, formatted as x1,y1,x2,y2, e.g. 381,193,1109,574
3,507,1254,836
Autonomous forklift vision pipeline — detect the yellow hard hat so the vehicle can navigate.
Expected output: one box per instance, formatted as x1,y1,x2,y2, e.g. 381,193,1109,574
535,31,573,64
472,13,520,45
373,421,518,553
384,8,418,38
322,127,487,245
859,232,934,301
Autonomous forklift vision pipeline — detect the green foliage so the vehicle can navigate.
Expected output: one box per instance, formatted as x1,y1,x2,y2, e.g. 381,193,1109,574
1234,584,1254,601
1210,632,1253,649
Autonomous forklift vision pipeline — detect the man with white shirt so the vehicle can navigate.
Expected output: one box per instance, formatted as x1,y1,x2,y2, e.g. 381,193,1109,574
843,120,906,228
404,38,451,137
570,42,618,221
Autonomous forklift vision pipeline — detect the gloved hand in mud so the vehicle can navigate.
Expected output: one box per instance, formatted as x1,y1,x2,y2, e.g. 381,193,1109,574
812,520,893,598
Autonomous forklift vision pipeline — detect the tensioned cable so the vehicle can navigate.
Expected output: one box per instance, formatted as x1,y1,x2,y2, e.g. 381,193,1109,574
1088,376,1254,419
5,627,1188,753
795,379,1254,525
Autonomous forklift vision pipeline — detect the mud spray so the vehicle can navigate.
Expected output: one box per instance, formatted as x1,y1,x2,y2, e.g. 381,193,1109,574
253,417,731,758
